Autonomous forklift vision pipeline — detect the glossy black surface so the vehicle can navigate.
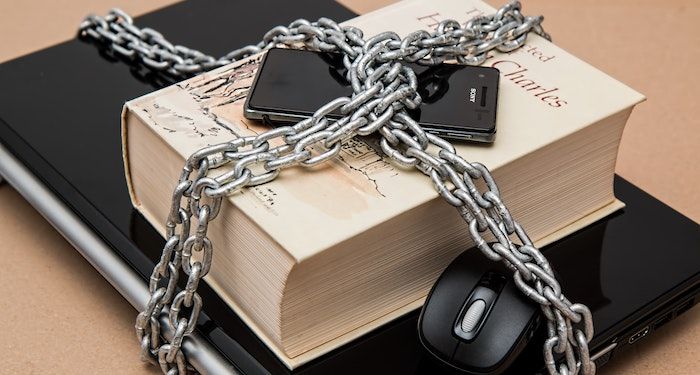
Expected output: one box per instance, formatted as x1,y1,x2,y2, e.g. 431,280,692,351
247,48,499,136
1,1,699,374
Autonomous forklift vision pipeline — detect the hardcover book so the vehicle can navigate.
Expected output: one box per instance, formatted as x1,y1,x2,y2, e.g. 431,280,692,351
121,0,644,368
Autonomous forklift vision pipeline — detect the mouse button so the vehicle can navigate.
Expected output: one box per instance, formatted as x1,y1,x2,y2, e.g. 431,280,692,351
453,312,527,373
419,252,483,360
423,250,486,325
419,301,459,363
453,286,498,341
459,299,486,333
458,283,540,372
419,278,472,360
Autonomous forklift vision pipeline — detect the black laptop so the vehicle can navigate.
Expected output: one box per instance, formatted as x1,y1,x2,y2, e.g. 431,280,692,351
1,1,698,374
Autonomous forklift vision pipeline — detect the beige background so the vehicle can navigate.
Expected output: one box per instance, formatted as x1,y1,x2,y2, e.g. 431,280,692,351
0,0,698,374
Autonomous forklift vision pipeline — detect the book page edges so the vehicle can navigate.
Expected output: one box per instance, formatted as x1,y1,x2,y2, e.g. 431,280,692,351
122,99,301,269
122,91,630,368
121,87,187,210
123,112,624,369
249,198,625,370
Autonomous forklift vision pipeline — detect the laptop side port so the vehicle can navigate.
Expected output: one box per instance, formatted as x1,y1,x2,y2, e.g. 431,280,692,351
628,326,650,344
653,312,673,330
676,299,694,316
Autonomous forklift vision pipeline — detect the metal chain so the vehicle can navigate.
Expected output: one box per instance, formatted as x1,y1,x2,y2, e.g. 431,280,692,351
79,3,593,374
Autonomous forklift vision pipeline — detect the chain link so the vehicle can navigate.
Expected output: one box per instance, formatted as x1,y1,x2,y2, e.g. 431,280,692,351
80,3,592,374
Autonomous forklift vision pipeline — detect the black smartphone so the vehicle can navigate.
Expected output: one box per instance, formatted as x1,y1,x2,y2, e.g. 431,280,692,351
244,48,500,142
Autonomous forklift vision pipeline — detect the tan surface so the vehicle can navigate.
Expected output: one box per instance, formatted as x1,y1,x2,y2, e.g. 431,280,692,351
0,0,698,374
0,186,161,375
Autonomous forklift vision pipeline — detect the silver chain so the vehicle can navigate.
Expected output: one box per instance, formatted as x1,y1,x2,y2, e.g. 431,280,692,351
79,3,594,374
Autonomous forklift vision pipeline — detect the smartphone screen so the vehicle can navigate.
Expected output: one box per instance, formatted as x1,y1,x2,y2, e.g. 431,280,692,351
244,48,499,142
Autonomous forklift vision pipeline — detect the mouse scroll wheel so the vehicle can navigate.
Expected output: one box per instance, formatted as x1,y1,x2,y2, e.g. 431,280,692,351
460,299,487,333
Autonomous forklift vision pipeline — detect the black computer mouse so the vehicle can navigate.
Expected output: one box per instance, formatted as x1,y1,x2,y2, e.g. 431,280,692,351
418,248,541,374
